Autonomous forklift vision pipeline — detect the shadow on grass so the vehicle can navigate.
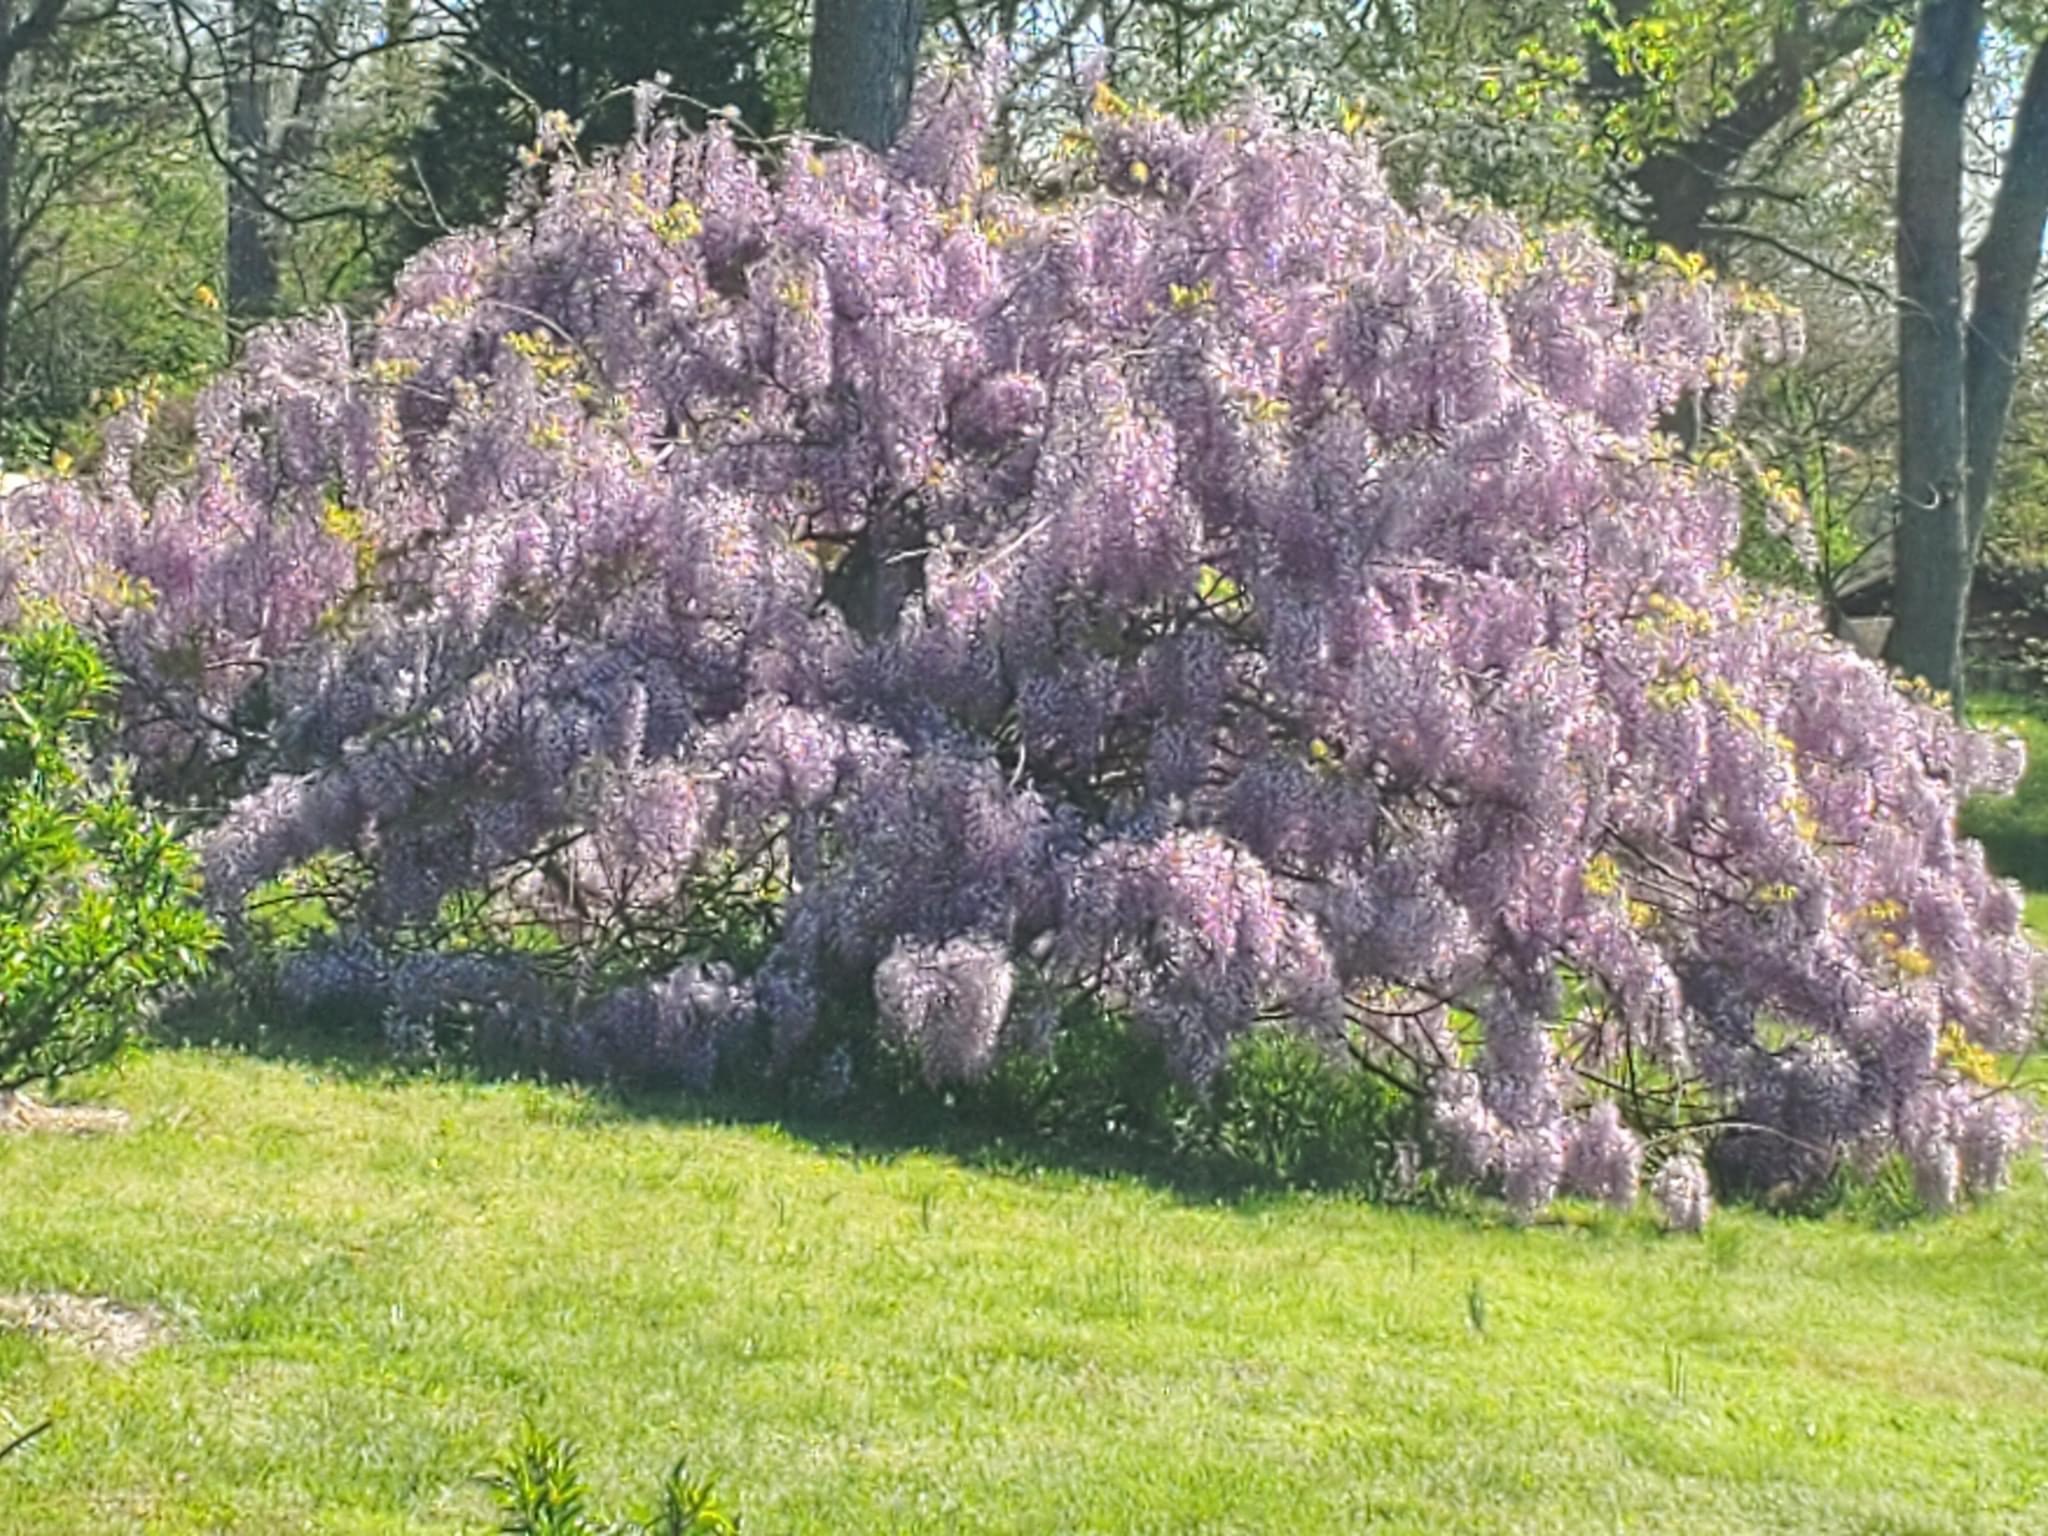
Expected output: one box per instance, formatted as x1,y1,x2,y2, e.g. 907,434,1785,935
160,1002,1401,1217
156,999,1946,1234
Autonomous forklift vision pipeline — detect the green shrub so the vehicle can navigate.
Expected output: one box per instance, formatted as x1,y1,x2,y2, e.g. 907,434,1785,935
967,1007,1420,1195
969,1000,1200,1151
1201,1028,1420,1195
0,617,215,1093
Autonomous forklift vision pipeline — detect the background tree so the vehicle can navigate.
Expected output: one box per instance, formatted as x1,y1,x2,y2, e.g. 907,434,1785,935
806,0,923,148
932,1,1616,209
923,1,1910,261
1575,0,1912,259
0,1,206,445
1886,6,2048,697
407,0,775,239
167,0,439,327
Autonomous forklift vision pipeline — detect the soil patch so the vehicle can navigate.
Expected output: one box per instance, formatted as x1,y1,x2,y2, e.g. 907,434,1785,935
0,1292,169,1364
0,1091,129,1136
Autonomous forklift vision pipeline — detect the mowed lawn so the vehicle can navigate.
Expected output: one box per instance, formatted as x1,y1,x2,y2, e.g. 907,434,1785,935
1,1050,2045,1534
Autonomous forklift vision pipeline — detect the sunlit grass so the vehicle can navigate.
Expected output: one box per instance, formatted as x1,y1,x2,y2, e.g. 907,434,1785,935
2,1050,2045,1534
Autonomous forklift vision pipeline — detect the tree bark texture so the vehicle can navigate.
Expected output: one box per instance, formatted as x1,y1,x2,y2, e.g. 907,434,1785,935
226,0,282,322
0,0,71,410
806,0,924,151
1884,0,1981,698
1962,39,2048,552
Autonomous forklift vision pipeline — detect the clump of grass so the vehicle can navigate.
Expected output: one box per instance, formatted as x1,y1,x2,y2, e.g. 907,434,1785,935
484,1419,739,1535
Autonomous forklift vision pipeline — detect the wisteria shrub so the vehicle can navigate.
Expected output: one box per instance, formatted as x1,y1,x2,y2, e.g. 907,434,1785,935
0,69,2039,1220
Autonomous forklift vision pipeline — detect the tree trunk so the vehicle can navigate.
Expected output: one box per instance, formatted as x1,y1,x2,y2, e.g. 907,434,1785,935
1883,0,1981,700
1962,40,2048,554
0,0,87,418
806,0,924,151
226,0,281,324
0,70,17,418
0,0,45,420
804,0,925,635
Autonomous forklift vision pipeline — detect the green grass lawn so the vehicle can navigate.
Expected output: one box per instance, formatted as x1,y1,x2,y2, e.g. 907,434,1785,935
3,1049,2047,1534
